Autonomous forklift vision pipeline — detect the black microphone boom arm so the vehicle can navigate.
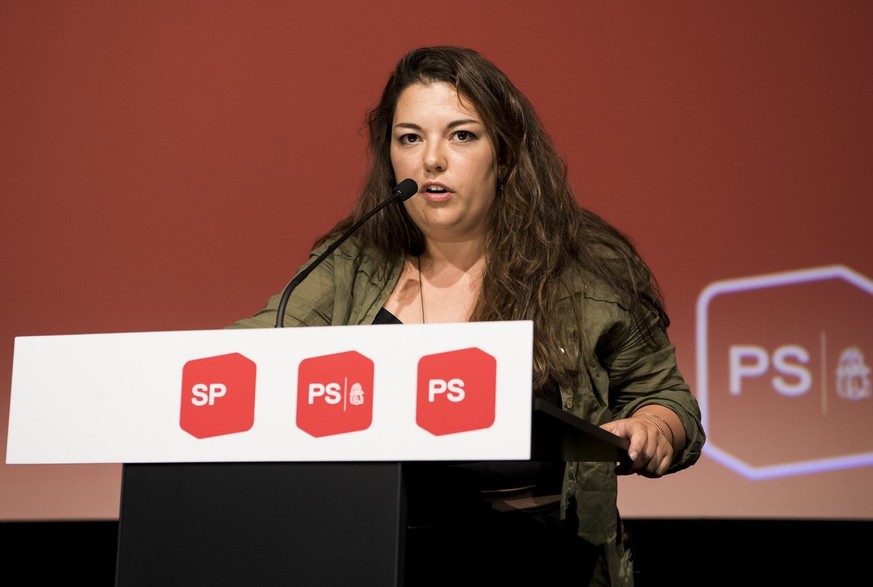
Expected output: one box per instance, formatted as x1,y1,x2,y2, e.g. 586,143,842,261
274,178,418,327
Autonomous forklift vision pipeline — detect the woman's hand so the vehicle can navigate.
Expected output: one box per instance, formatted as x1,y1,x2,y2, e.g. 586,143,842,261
600,406,685,478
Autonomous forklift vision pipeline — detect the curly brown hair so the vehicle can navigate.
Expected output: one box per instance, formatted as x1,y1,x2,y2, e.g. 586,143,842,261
318,46,667,390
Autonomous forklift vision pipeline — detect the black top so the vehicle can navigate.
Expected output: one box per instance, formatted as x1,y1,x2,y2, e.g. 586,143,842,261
373,307,402,324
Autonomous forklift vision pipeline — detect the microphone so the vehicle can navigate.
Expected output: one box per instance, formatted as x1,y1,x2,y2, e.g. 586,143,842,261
274,178,418,327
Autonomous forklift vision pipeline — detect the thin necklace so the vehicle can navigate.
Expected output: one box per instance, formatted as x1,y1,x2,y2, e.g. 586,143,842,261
417,255,426,324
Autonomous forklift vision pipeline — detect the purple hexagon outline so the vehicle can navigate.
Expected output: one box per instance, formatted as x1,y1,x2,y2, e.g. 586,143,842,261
696,264,873,480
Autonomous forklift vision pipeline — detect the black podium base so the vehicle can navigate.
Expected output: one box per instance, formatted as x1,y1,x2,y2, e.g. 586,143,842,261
115,462,406,587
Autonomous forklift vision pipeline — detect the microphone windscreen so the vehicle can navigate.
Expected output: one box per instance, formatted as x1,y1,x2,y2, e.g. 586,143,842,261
392,178,418,201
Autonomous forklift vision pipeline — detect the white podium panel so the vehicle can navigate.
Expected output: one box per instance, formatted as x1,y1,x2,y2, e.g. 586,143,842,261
7,321,534,464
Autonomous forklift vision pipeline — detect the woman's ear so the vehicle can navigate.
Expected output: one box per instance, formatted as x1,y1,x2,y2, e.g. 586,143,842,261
496,147,512,183
497,161,510,187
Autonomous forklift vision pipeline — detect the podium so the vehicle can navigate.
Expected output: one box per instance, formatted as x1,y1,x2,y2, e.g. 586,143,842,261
6,322,627,586
115,462,408,586
114,399,627,587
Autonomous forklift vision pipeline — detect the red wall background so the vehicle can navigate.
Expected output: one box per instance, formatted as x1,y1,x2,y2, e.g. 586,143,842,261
2,1,872,521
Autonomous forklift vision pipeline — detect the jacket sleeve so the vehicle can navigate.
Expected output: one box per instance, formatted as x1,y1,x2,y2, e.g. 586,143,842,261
597,303,705,474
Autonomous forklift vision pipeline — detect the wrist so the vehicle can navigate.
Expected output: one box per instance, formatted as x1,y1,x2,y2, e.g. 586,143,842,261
632,411,676,446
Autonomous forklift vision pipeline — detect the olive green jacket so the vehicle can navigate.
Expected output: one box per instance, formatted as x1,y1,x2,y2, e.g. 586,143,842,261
229,238,705,586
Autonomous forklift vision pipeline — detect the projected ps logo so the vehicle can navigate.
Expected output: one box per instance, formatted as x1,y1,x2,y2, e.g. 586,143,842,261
296,351,374,437
697,265,873,479
416,347,496,435
180,353,257,439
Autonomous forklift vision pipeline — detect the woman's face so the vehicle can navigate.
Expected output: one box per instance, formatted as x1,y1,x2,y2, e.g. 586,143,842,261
390,81,499,244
